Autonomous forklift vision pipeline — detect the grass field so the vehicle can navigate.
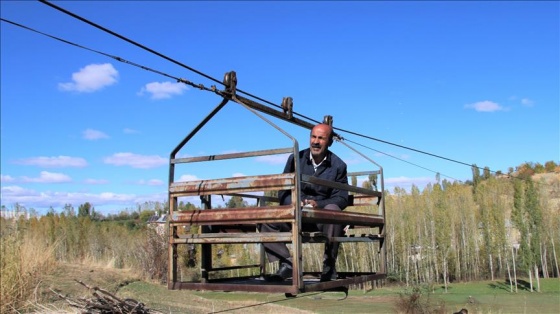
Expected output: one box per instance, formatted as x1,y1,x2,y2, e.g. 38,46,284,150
118,277,560,314
180,279,559,314
423,279,560,314
38,263,560,313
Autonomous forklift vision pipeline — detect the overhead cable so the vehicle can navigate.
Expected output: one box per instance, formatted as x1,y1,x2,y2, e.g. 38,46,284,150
3,5,553,187
33,1,484,171
344,138,463,182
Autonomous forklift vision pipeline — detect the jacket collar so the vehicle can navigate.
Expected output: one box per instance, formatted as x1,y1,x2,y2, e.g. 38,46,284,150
304,148,332,167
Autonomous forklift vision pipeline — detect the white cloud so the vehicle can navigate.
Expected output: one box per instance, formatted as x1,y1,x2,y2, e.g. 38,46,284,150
58,63,118,92
0,185,138,211
464,100,507,112
139,81,187,99
342,156,366,166
14,156,88,168
1,185,36,197
521,98,535,107
232,172,245,177
133,191,169,206
123,128,140,134
83,129,109,140
383,176,437,191
256,154,290,165
401,154,411,160
21,171,72,183
97,192,137,202
385,176,432,185
84,178,109,185
136,179,165,186
178,174,200,182
104,152,167,169
1,175,15,182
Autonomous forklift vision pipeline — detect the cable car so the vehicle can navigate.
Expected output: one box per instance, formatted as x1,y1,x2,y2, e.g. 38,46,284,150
167,72,387,297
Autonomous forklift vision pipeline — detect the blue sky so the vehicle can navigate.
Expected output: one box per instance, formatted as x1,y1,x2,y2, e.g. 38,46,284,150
1,1,558,215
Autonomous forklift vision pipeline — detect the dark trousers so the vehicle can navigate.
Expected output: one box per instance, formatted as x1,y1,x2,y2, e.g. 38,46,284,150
259,202,343,266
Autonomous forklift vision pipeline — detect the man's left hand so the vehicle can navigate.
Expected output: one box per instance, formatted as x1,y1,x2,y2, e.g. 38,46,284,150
303,199,317,208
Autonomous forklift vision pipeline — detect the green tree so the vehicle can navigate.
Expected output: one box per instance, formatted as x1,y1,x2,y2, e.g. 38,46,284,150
139,210,155,222
471,164,481,198
483,166,491,180
525,179,543,291
544,161,557,173
512,179,537,289
46,207,56,217
368,174,378,190
63,203,75,217
226,196,247,208
534,162,545,174
78,202,92,217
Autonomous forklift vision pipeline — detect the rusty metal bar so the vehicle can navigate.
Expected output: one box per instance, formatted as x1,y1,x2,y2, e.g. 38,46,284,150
170,206,295,225
169,97,229,171
331,236,383,243
234,94,317,132
302,174,383,198
171,232,293,244
169,173,295,197
207,264,261,272
168,97,230,288
351,195,381,206
168,273,386,294
348,170,382,177
171,147,292,164
219,193,279,205
301,208,384,226
300,273,387,293
169,281,299,294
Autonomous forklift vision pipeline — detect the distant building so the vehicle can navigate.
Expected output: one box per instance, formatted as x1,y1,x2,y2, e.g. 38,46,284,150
147,212,167,235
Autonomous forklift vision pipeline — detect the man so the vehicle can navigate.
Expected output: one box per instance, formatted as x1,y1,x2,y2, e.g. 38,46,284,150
260,123,349,282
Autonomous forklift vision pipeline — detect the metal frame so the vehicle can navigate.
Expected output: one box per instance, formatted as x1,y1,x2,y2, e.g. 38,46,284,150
167,71,387,296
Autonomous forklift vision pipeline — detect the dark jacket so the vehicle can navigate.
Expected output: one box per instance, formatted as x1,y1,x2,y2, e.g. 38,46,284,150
279,148,349,210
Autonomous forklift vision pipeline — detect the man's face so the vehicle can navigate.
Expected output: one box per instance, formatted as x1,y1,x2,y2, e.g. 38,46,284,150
309,124,331,161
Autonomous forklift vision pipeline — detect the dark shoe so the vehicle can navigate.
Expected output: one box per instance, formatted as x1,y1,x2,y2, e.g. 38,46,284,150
320,264,337,282
266,263,292,282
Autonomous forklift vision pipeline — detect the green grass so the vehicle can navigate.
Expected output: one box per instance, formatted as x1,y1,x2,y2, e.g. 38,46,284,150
365,278,560,314
427,279,560,314
115,278,560,313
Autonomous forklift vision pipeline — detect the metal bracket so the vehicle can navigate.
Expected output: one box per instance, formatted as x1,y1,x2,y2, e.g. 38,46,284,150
323,115,333,126
223,71,237,95
281,97,293,119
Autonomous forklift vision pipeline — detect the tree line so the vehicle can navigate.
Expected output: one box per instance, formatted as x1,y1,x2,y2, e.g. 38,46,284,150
2,160,558,291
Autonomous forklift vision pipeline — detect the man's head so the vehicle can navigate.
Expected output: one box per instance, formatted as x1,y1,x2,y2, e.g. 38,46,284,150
309,123,334,162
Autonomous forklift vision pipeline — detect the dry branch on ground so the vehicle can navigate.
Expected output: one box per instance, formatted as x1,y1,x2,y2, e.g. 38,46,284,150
51,280,162,314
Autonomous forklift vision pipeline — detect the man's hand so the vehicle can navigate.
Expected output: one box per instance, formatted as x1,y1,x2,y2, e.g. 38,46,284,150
302,199,317,208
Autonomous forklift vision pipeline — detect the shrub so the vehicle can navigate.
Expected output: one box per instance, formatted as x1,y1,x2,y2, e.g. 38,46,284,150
394,284,447,314
0,218,56,313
